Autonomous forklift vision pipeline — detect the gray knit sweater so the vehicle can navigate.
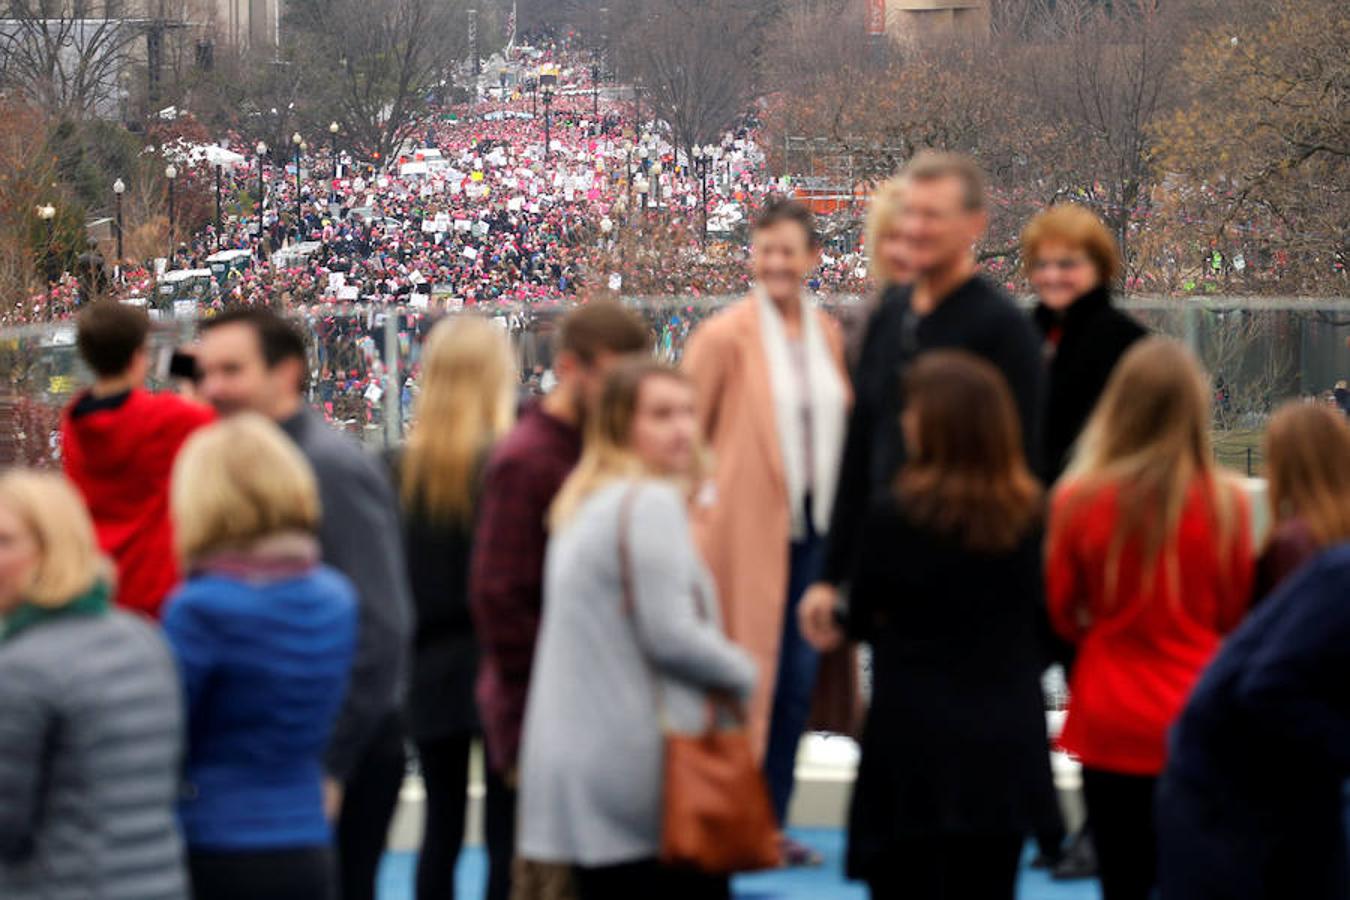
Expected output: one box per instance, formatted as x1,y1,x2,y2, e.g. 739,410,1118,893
517,480,756,867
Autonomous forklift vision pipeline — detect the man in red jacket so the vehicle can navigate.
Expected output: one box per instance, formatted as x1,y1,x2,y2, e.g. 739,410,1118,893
61,302,214,617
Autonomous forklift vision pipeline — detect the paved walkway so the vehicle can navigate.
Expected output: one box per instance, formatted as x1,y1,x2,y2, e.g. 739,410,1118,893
377,828,1102,899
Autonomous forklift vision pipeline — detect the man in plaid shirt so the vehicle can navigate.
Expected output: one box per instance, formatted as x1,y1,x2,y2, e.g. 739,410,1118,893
470,302,649,900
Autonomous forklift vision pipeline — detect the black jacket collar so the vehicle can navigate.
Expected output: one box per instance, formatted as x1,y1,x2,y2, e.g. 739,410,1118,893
1033,286,1113,336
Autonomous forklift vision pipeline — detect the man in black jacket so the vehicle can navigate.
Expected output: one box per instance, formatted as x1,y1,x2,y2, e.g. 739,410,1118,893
800,150,1058,878
801,151,1047,638
197,307,412,900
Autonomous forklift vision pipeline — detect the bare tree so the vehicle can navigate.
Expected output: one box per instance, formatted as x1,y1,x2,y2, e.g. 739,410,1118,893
285,0,475,160
612,0,771,156
1017,0,1183,276
1155,0,1349,294
761,0,864,90
0,0,142,117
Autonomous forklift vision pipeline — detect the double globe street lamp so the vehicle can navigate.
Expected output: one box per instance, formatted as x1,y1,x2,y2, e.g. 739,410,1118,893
692,144,717,246
541,80,557,164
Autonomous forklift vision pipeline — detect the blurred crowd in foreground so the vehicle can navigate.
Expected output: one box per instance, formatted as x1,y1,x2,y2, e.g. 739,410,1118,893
2,152,1348,900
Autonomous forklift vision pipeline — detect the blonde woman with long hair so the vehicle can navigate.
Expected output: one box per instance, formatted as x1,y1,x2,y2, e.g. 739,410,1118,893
863,175,916,290
1046,338,1254,900
1252,402,1350,602
394,315,515,900
518,359,754,899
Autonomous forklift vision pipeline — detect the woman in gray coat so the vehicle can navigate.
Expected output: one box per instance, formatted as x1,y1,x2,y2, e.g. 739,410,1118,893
0,471,186,900
518,360,756,900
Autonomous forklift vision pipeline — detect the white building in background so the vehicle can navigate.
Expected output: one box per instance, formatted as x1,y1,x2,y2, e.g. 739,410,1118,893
873,0,990,42
0,0,277,121
203,0,277,52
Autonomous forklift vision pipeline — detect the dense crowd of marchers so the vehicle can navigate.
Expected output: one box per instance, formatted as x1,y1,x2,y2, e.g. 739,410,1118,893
0,1,1348,897
2,145,1349,900
4,0,1348,330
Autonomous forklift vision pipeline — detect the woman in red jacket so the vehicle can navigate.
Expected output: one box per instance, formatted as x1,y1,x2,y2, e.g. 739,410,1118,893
1046,338,1253,900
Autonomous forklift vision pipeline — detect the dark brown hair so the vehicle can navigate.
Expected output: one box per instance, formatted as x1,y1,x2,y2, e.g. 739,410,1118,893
752,196,822,249
895,351,1042,552
200,306,309,388
1265,401,1350,547
558,301,650,365
76,301,150,377
902,150,986,212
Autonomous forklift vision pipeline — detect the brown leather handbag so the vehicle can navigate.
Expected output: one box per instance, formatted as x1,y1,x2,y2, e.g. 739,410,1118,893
618,488,780,875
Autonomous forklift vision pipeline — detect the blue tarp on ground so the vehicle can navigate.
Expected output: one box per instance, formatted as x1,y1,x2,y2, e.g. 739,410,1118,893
377,828,1103,899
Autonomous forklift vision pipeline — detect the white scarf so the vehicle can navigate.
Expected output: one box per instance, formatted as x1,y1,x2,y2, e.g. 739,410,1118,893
756,288,848,539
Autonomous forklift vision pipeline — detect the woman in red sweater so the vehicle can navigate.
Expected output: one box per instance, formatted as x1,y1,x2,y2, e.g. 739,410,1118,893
1046,338,1253,900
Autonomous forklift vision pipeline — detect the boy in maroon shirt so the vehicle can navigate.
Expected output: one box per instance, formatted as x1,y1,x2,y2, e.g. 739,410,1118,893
470,301,648,900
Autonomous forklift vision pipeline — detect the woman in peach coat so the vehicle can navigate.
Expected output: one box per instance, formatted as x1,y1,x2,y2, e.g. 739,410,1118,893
683,198,852,866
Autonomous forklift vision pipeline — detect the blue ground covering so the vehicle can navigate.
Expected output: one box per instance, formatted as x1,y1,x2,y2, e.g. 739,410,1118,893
377,828,1102,899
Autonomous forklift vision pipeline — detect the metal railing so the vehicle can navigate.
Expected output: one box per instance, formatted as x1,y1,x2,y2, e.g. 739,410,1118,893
2,295,1346,469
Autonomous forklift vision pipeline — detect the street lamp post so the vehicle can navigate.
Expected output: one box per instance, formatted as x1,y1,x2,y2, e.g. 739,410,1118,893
292,132,303,232
591,55,600,133
36,203,56,309
634,175,649,219
112,178,126,269
693,145,713,246
329,121,340,181
650,160,663,215
256,141,267,220
215,161,223,251
541,82,555,164
165,164,178,259
623,139,634,209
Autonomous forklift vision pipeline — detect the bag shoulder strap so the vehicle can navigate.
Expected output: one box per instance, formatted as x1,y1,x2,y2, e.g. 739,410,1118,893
616,483,737,733
616,484,671,725
618,484,710,620
617,485,640,618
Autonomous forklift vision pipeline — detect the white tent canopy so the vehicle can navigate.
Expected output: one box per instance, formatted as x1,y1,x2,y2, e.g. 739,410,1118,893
159,141,248,169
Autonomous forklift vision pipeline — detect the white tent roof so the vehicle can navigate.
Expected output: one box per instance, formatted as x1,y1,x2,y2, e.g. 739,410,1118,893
162,142,248,169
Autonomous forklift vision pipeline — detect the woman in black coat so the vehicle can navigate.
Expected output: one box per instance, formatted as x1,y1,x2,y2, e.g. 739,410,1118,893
804,351,1058,899
1024,204,1148,877
1024,204,1147,486
394,316,516,900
